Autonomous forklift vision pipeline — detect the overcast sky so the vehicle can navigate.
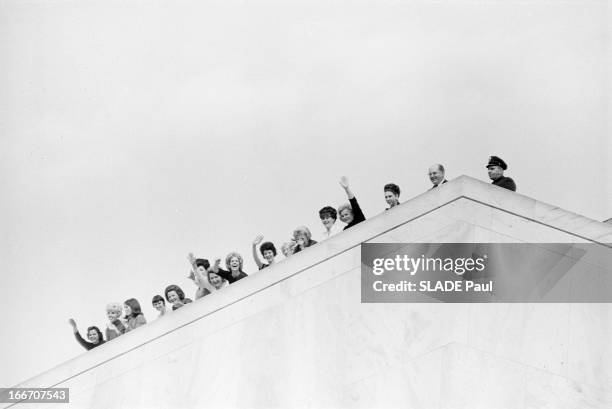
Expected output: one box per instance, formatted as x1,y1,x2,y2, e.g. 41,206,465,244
1,0,610,387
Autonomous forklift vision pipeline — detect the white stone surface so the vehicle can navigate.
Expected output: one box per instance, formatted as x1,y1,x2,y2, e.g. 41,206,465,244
5,176,612,409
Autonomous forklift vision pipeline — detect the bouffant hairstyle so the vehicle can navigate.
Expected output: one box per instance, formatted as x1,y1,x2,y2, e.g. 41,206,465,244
106,302,123,314
87,326,104,342
225,252,244,271
319,206,337,220
124,298,143,318
383,183,400,196
151,295,165,305
164,285,186,302
293,226,312,240
259,241,277,256
195,258,210,270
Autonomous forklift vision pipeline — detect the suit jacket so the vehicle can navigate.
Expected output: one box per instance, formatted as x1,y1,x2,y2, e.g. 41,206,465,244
429,179,448,190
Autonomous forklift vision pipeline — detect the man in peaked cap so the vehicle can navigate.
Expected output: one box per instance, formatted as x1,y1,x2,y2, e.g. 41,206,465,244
486,156,516,191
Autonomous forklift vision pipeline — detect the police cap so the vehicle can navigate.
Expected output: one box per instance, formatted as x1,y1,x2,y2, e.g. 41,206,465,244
486,156,508,170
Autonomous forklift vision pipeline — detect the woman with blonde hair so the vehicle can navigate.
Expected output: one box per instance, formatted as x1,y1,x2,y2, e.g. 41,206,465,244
292,226,317,254
338,176,366,230
210,252,248,283
105,302,126,340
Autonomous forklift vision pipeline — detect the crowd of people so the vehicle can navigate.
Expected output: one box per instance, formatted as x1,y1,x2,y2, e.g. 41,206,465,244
68,156,516,350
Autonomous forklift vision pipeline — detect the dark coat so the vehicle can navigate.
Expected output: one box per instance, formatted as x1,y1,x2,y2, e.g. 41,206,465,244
343,197,366,230
74,331,106,351
216,268,248,284
492,176,516,191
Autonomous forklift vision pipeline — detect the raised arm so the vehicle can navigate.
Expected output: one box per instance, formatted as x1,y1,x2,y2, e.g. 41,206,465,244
187,252,206,285
340,176,365,223
186,252,198,281
193,267,215,294
186,257,213,299
339,176,354,199
251,235,265,269
69,318,78,334
69,318,94,351
349,196,366,224
210,258,221,273
186,254,214,292
209,258,232,281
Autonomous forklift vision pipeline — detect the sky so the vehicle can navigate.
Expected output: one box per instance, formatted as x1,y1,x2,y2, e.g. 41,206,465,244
1,0,610,387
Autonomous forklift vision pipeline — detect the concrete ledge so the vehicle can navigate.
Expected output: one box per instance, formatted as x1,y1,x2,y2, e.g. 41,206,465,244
6,175,612,408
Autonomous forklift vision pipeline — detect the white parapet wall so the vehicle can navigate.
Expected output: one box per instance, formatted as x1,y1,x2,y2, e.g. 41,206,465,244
6,176,612,408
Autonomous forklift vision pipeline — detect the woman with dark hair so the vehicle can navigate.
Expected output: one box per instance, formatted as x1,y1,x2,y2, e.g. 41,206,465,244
251,235,277,270
319,206,342,241
196,270,230,299
164,284,193,310
151,295,167,318
383,183,401,209
68,318,105,351
123,298,147,331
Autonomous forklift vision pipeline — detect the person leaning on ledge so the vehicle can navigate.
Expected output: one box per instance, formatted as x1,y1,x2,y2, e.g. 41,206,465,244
428,164,447,189
486,156,516,191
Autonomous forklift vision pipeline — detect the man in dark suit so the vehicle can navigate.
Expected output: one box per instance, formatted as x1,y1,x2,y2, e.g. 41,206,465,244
486,156,516,191
428,164,448,189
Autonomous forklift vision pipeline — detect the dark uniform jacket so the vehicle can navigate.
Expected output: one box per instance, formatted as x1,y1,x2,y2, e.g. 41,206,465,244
492,176,516,192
